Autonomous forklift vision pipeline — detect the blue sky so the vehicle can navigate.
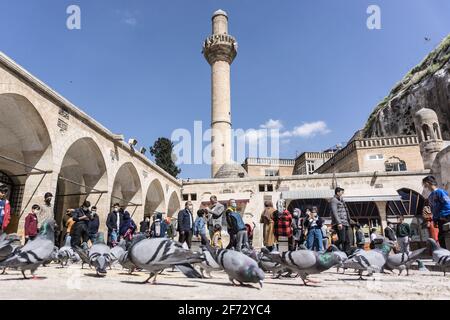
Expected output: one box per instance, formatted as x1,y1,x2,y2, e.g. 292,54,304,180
1,0,449,179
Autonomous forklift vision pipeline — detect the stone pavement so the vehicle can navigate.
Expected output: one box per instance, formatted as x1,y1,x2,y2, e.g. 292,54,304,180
0,263,449,300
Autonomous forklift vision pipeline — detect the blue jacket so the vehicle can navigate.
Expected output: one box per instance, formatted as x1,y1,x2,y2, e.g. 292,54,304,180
194,217,207,236
429,189,450,222
177,209,194,232
88,214,100,234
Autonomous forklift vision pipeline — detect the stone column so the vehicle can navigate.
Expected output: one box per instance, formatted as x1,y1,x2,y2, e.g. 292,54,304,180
203,10,237,178
375,201,388,232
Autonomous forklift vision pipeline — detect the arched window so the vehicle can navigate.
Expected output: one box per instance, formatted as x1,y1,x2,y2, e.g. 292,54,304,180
385,156,407,172
433,123,441,140
422,124,431,141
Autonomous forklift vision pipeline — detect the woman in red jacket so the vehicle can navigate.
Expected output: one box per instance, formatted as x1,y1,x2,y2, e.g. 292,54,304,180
0,185,11,234
25,205,40,243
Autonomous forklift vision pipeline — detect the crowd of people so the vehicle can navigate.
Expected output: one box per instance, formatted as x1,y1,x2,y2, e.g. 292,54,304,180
0,175,448,255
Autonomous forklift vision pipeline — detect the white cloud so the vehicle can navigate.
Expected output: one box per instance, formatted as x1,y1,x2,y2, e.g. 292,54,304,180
282,121,331,138
260,119,284,130
124,17,137,26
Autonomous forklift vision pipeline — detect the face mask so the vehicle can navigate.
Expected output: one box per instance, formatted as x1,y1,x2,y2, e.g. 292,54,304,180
114,208,119,212
34,210,40,215
188,206,193,211
82,207,89,211
231,203,237,209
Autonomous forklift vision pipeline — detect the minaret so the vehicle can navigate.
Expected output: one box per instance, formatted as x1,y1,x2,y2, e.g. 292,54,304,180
414,108,444,169
203,9,238,178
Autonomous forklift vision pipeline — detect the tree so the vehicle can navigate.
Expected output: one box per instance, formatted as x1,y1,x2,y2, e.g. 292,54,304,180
149,137,181,178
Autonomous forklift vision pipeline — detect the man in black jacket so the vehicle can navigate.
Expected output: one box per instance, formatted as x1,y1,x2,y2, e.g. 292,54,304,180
177,201,194,248
106,203,123,246
70,201,91,248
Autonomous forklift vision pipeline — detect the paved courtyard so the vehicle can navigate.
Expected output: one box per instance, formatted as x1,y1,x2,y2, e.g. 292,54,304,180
1,263,449,300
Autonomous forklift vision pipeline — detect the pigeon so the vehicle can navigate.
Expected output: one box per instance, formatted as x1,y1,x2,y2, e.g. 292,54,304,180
57,236,75,267
206,245,265,288
257,251,286,278
129,237,203,284
385,248,426,276
427,238,450,275
343,239,395,279
110,240,127,266
73,246,90,269
117,234,146,274
262,248,342,286
88,233,112,276
0,219,55,279
327,244,348,274
0,234,22,274
196,246,222,278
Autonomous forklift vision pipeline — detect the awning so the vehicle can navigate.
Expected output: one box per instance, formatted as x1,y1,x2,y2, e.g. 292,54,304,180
343,188,402,202
281,189,334,200
282,188,401,202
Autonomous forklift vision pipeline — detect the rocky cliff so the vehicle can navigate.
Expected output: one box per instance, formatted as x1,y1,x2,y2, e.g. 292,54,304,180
363,35,450,140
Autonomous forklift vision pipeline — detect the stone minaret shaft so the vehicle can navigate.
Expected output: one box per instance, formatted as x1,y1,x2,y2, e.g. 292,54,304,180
203,10,237,178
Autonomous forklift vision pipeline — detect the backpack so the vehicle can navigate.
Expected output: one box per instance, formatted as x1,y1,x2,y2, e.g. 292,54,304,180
231,212,245,232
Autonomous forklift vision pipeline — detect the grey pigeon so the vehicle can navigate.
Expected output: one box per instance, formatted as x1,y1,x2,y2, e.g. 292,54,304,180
262,248,342,286
117,234,146,274
0,234,22,274
88,233,112,276
73,246,90,269
208,246,265,288
327,244,349,274
0,219,55,279
129,238,203,284
427,238,450,275
110,240,126,266
196,246,221,278
343,239,395,279
257,251,286,278
57,236,75,267
385,247,426,276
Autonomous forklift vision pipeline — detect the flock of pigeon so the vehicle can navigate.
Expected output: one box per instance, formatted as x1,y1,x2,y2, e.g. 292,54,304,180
0,219,450,288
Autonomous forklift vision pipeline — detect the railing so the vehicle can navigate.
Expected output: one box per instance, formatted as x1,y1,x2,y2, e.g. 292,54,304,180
245,158,295,166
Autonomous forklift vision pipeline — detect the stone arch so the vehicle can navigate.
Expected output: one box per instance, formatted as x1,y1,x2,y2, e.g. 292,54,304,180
433,122,441,140
144,179,166,217
55,137,108,229
111,162,142,213
422,124,432,141
0,93,53,232
167,191,181,218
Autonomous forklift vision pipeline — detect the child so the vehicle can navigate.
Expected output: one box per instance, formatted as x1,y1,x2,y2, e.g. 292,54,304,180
24,205,40,243
211,224,223,249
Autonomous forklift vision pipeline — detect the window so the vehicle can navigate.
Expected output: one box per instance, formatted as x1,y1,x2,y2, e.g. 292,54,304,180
433,123,441,140
182,194,189,201
385,157,407,172
259,184,274,192
422,124,431,141
190,193,197,201
368,154,384,160
265,169,279,177
306,160,315,174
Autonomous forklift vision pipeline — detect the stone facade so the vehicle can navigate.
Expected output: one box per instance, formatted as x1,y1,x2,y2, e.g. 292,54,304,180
243,158,295,177
0,52,181,236
316,136,424,174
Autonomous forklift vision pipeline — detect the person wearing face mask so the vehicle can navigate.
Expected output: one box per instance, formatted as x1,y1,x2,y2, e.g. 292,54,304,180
292,208,302,250
106,203,123,247
39,192,54,229
24,204,40,243
225,199,248,250
70,201,91,248
0,185,11,234
140,216,151,235
88,206,100,245
177,201,194,248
